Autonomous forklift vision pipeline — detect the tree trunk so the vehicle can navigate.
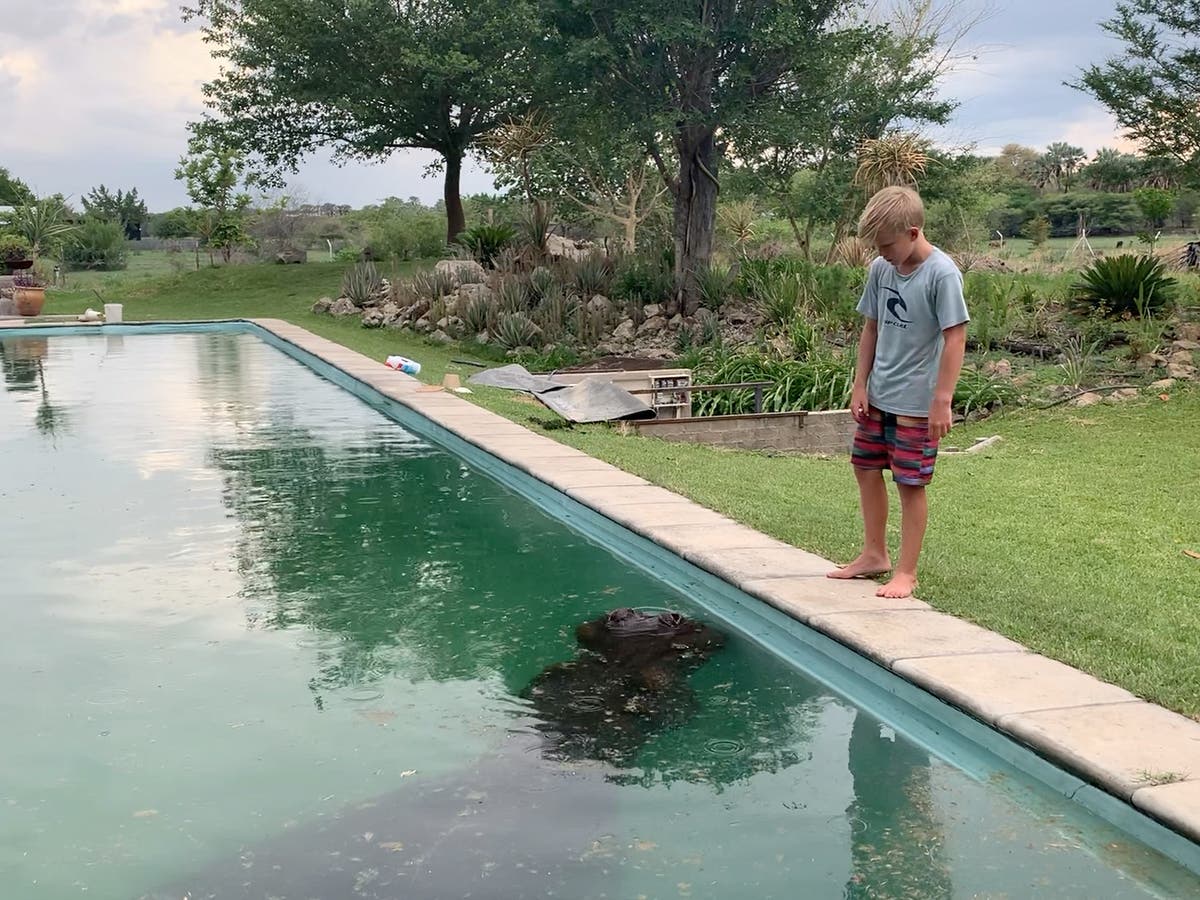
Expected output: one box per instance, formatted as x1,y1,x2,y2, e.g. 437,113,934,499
672,126,719,316
444,152,466,243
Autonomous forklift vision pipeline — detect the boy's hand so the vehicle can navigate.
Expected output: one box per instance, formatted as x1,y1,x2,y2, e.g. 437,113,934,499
850,385,869,423
928,398,953,441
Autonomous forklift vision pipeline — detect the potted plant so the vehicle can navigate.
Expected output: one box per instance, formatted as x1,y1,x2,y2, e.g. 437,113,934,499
0,234,33,273
12,270,47,317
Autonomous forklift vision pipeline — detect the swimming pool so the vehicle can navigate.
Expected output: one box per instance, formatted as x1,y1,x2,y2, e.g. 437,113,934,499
2,325,1198,898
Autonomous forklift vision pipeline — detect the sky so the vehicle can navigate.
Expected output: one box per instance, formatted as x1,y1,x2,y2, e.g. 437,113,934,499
0,0,1134,212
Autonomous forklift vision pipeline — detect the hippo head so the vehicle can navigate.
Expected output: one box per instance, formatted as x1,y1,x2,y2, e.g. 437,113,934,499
575,607,725,659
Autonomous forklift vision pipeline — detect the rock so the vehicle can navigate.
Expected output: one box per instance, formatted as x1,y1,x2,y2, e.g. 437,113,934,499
643,304,663,319
407,299,432,323
546,233,591,261
361,308,384,328
1172,339,1200,351
476,330,491,345
1104,387,1140,404
724,305,753,325
1011,373,1035,388
669,314,684,329
414,316,431,332
330,298,358,317
380,302,401,326
587,295,612,315
435,258,487,285
1176,323,1200,342
612,319,636,342
1167,362,1197,380
459,282,492,303
437,316,450,331
1150,378,1177,391
637,315,668,336
1073,392,1103,408
311,296,333,315
594,341,622,355
983,358,1013,378
275,248,307,264
1169,349,1195,367
1135,352,1167,371
430,329,452,343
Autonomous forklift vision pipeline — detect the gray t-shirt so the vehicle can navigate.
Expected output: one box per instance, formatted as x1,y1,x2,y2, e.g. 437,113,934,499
856,248,969,417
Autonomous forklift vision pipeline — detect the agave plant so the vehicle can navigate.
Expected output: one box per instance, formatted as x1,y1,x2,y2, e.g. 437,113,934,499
528,265,556,303
1072,254,1176,318
495,277,529,313
495,311,543,350
410,269,456,302
534,287,577,343
462,294,494,335
456,223,516,268
758,272,805,326
341,261,382,306
570,252,614,298
694,262,736,311
717,200,757,255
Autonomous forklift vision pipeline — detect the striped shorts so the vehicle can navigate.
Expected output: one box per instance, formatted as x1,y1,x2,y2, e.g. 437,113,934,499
851,410,939,486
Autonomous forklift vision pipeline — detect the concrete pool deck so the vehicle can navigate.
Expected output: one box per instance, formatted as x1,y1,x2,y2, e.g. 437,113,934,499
5,315,1199,848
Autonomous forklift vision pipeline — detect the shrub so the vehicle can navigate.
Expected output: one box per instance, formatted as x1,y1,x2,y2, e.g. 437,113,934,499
1072,254,1176,318
462,294,494,335
62,219,128,271
758,273,804,326
612,255,672,304
0,233,31,261
690,346,855,415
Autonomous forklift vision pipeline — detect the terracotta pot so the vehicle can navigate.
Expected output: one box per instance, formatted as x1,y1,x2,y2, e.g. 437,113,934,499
14,286,46,317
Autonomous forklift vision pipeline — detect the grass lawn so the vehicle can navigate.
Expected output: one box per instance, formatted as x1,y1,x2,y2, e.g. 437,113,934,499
40,262,1200,719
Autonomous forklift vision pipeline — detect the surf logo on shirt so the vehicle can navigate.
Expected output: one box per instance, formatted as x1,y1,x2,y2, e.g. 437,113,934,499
882,287,912,328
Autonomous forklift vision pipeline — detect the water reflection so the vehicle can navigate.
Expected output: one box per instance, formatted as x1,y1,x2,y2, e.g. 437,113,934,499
1,337,71,442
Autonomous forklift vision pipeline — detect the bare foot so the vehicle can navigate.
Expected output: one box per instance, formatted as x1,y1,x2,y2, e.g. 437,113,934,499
828,553,891,580
876,572,918,598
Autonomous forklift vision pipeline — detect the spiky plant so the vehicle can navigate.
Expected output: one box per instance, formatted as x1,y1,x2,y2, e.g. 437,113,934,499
570,252,614,298
495,277,529,313
1073,254,1177,318
495,311,543,350
854,134,930,194
341,261,382,305
718,200,758,255
694,262,736,311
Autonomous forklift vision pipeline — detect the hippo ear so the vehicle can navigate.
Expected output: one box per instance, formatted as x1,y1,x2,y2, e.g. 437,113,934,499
607,607,635,625
657,612,684,629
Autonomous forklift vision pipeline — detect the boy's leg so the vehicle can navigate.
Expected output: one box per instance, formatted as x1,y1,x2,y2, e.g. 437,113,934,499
875,416,938,598
829,411,891,579
877,483,926,598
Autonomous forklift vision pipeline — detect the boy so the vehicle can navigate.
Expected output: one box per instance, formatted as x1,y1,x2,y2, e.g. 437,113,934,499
827,186,968,599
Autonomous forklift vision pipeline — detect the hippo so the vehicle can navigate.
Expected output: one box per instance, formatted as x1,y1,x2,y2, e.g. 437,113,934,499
521,608,725,766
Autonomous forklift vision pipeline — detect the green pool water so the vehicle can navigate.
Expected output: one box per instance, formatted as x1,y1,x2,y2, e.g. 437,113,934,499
1,329,1197,899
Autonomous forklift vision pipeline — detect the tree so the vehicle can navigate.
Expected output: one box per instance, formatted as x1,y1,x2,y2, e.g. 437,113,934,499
1039,142,1086,192
6,196,78,259
1133,186,1174,229
1081,148,1139,192
1075,2,1200,180
542,0,869,310
1021,214,1051,247
174,134,252,264
727,0,967,260
183,0,537,242
486,113,671,253
152,207,200,239
0,167,33,206
82,185,148,239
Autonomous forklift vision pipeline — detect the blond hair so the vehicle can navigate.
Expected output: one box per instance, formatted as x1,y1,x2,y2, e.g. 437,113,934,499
857,186,925,243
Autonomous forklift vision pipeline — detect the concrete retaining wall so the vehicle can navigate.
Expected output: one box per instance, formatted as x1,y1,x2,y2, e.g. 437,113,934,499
621,409,855,454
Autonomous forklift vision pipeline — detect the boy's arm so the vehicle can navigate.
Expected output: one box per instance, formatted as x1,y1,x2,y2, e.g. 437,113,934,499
851,318,878,422
929,323,967,440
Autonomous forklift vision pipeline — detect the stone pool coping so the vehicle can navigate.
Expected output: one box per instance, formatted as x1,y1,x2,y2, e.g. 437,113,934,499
7,316,1199,848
